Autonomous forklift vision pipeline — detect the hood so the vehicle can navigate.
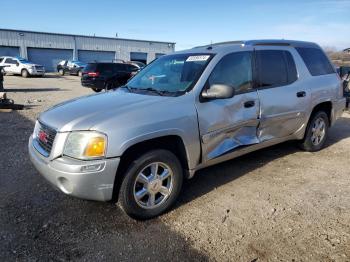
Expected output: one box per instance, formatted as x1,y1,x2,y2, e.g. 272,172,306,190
39,89,172,132
22,62,42,67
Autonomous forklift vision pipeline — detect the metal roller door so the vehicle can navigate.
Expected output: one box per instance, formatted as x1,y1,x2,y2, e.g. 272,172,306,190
0,46,20,57
78,50,115,63
27,48,73,72
130,52,148,64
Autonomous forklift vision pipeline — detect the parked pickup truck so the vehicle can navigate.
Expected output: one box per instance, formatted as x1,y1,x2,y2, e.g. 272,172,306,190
28,40,345,220
0,56,45,77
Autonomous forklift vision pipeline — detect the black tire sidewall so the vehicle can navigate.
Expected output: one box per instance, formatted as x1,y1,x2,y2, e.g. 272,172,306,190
92,87,101,93
303,111,329,151
119,149,183,220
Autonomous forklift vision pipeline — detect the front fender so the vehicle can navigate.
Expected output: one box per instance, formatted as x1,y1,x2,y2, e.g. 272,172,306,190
105,120,201,171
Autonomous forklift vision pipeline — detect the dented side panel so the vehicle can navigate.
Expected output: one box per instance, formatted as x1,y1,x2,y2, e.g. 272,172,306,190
196,92,260,162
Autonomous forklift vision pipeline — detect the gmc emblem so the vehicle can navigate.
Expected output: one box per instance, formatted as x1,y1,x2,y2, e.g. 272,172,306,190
38,130,48,143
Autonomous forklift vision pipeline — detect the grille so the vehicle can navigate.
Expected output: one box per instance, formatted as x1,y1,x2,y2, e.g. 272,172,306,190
35,66,44,71
36,122,57,155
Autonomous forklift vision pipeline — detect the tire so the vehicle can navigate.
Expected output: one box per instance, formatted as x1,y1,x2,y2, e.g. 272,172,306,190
299,111,329,152
58,69,65,76
91,87,102,93
119,149,183,220
21,69,29,78
78,71,82,77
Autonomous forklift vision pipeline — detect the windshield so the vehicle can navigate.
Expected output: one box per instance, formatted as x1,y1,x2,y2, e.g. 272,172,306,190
127,53,213,94
74,62,87,67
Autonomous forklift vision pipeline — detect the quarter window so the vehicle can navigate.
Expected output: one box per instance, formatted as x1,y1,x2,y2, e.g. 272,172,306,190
208,51,253,94
295,47,334,76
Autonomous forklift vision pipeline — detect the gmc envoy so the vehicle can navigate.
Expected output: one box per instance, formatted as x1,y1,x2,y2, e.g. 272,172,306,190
29,40,345,219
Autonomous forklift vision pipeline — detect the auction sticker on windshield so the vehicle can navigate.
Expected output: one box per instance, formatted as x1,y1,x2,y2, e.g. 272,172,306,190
186,55,210,62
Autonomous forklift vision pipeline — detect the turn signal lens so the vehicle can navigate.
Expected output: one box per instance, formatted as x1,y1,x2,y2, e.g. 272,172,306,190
84,137,106,157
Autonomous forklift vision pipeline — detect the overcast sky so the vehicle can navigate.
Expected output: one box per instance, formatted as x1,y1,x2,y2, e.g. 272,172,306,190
1,0,349,50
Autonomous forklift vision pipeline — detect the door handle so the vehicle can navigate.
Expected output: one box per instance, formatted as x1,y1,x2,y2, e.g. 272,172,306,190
244,100,255,108
296,91,306,98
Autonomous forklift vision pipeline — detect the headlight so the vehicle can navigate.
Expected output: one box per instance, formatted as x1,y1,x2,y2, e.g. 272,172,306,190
63,131,107,160
33,120,40,139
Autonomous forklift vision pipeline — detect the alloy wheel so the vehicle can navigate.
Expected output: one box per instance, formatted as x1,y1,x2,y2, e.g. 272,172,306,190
133,162,173,209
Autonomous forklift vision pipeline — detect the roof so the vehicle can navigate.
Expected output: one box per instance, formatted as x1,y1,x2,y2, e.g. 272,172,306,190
0,28,176,45
192,39,319,51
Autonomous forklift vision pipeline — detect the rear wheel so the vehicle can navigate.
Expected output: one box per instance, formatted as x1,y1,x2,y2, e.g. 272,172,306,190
91,87,102,93
119,149,183,220
299,111,329,152
21,69,29,78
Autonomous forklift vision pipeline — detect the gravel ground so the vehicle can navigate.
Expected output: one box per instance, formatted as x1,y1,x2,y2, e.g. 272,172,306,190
1,74,350,261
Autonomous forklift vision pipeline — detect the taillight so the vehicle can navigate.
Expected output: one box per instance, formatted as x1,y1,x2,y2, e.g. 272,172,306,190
87,72,100,77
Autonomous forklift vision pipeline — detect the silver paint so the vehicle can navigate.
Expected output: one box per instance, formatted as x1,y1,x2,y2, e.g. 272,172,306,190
28,40,346,201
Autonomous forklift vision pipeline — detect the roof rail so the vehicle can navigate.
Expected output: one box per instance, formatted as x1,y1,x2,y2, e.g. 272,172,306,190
192,39,317,50
253,42,290,46
193,41,244,49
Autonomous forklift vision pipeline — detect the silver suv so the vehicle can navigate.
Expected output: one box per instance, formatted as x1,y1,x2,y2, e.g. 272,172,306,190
29,40,346,219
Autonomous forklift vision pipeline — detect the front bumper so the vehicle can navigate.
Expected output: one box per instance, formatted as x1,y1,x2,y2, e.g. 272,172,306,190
28,136,120,201
28,68,45,76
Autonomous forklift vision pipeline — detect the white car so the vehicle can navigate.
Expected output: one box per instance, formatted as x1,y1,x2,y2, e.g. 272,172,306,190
0,56,45,77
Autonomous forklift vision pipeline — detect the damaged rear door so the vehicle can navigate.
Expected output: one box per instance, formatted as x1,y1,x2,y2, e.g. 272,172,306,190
196,50,260,162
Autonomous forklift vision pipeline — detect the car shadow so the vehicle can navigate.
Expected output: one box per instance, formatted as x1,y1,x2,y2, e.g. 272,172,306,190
5,88,67,92
177,115,350,206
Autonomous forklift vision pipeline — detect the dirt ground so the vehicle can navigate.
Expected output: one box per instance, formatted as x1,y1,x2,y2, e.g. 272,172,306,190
1,74,350,262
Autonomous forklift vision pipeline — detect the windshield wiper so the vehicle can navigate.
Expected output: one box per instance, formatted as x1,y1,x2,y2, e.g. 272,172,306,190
121,85,134,93
142,87,165,96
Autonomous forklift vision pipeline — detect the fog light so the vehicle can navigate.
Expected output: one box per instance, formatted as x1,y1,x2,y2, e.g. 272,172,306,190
80,162,105,173
57,177,73,194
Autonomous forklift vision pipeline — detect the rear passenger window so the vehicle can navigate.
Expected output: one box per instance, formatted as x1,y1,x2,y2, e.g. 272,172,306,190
5,58,16,64
208,51,253,94
256,50,297,88
97,64,114,74
112,64,125,72
295,47,334,76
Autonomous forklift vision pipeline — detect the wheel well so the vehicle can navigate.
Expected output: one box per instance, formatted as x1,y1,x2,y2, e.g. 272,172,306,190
111,135,188,202
311,101,332,125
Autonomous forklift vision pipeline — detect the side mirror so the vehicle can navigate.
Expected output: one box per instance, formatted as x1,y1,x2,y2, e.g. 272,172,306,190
16,62,19,66
202,84,235,100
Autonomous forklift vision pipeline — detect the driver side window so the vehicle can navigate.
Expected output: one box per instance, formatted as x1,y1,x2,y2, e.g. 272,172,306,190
208,51,253,94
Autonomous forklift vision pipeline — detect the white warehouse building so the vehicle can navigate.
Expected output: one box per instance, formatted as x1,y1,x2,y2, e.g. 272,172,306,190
0,28,175,71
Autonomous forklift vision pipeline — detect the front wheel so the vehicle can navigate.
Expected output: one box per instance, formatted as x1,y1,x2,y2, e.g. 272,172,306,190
119,150,183,220
299,111,329,152
91,87,102,93
21,69,29,78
